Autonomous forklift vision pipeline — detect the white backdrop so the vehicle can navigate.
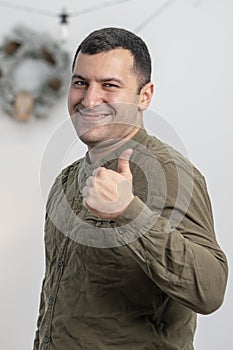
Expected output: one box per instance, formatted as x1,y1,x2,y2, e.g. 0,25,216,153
0,1,232,349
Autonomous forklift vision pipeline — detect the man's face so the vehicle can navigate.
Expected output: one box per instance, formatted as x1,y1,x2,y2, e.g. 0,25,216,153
68,48,150,149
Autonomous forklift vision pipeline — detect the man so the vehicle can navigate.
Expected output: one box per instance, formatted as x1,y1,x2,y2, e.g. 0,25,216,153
34,27,228,350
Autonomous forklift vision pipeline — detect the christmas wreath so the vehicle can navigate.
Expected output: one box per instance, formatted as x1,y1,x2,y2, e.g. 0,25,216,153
0,25,70,121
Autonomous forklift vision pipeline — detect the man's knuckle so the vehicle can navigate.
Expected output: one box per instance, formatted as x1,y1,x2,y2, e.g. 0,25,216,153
97,167,106,176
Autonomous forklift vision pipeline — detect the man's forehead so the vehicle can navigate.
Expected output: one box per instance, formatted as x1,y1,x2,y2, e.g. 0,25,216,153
74,48,134,68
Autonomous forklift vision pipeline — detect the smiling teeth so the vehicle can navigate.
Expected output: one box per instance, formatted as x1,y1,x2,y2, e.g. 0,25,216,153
84,114,109,117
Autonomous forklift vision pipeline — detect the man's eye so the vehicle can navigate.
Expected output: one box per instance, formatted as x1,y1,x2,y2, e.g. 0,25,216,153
73,80,87,87
104,83,119,88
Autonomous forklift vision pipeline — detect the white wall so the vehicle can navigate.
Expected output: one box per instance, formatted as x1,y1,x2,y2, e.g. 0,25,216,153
0,0,232,349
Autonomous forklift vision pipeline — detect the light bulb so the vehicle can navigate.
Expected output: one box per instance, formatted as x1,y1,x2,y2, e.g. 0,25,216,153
59,9,69,42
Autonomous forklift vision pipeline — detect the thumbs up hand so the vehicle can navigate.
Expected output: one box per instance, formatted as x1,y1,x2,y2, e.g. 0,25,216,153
82,149,134,220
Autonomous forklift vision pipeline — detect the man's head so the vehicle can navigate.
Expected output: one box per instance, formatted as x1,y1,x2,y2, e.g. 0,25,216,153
72,27,152,94
68,27,154,151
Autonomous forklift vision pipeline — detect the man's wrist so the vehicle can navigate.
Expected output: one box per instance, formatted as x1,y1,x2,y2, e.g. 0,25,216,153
115,196,151,225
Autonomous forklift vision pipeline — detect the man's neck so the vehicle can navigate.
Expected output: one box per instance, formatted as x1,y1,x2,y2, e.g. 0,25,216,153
87,127,140,164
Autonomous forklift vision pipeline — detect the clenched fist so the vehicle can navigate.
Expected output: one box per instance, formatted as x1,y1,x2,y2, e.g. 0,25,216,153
82,149,134,220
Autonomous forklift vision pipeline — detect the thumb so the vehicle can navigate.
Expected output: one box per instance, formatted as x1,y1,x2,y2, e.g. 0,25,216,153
118,148,133,175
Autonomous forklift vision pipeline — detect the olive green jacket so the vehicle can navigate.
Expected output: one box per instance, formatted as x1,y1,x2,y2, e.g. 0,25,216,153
34,128,228,350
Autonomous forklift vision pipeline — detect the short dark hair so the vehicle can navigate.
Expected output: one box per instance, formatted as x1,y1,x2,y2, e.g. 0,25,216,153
72,27,152,93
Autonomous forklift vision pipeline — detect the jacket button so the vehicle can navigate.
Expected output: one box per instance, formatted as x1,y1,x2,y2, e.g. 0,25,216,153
44,336,50,344
66,223,73,231
118,227,124,234
49,297,55,306
58,259,64,267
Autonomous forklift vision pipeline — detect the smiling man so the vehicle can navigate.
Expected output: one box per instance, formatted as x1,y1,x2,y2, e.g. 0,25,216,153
69,45,153,160
34,28,228,350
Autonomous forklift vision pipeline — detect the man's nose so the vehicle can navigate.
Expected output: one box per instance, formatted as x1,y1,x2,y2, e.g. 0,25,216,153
82,85,103,109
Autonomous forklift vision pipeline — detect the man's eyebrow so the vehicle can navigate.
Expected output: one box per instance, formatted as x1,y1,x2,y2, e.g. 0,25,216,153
72,74,86,80
99,77,125,85
72,74,125,86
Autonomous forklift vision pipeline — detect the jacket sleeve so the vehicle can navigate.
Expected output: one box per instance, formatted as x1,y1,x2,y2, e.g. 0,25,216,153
116,161,228,315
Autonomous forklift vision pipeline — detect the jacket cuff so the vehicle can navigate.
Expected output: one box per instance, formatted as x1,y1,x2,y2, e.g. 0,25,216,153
116,196,154,226
115,196,172,239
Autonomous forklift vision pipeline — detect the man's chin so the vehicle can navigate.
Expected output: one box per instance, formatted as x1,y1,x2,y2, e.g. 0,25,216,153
78,129,108,147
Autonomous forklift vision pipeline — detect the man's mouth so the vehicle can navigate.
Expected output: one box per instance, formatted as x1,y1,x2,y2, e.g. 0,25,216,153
81,113,111,120
73,104,115,124
77,109,113,123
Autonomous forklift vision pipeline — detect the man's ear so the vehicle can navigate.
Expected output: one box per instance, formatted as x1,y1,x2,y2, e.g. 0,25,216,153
139,82,154,111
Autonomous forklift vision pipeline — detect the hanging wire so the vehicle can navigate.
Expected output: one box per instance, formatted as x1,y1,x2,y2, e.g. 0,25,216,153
71,0,132,17
134,0,176,33
0,0,56,17
0,0,133,43
0,0,203,36
0,0,133,19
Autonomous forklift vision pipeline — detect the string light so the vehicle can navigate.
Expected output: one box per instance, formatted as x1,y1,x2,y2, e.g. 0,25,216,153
0,0,133,41
0,0,203,41
59,9,69,42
